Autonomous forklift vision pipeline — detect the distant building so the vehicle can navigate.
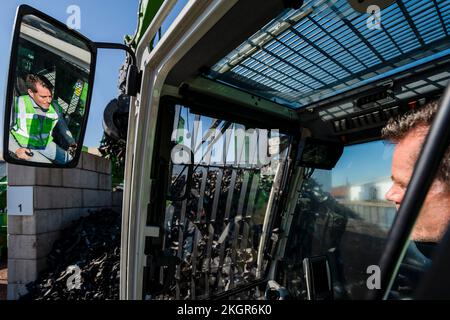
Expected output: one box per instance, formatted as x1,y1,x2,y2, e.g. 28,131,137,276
331,185,349,200
331,176,391,202
349,177,391,202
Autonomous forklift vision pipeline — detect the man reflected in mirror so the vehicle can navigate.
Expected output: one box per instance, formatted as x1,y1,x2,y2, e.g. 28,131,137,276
9,74,77,164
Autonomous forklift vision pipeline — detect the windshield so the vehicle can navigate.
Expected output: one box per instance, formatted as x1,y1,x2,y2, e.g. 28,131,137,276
277,140,398,299
147,104,292,300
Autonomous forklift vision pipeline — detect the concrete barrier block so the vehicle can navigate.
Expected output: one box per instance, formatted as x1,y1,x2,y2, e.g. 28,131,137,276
61,208,83,229
7,165,36,186
8,234,37,259
34,187,82,209
35,209,62,234
36,168,62,186
98,174,111,190
7,258,46,285
76,152,84,169
62,168,82,188
82,152,97,172
7,215,35,235
35,231,60,259
8,232,58,262
83,190,112,207
79,169,99,189
7,283,29,300
64,168,99,189
97,158,111,174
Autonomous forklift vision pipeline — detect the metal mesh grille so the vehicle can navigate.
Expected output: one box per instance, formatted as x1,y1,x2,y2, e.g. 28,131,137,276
152,106,289,300
210,0,450,109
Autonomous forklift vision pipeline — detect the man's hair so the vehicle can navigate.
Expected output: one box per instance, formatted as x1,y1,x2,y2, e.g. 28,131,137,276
25,74,53,93
382,100,450,187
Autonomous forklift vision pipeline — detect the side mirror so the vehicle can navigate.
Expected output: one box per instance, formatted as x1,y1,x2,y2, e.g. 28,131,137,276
3,5,96,168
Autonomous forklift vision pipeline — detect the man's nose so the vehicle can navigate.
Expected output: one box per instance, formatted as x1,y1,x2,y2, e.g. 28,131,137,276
385,185,394,201
385,185,401,204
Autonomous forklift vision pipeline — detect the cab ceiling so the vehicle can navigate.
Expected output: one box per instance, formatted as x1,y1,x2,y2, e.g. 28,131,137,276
166,0,289,86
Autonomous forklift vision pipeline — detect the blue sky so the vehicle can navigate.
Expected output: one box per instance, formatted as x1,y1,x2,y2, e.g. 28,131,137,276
0,0,140,148
332,140,393,187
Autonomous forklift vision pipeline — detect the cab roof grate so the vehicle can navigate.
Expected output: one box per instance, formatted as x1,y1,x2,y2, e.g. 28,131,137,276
209,0,450,109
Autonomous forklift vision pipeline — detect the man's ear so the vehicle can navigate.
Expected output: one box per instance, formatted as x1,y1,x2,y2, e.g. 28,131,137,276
27,89,34,96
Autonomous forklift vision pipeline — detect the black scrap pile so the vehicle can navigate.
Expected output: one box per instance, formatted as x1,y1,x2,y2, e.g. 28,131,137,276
22,209,121,300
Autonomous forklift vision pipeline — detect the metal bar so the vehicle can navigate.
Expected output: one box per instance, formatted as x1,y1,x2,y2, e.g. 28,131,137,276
381,24,405,56
217,169,237,291
94,42,137,66
396,0,426,47
260,47,323,90
175,188,188,300
246,173,260,218
204,169,224,296
306,16,369,69
204,163,259,171
251,36,338,85
433,0,449,37
190,167,208,299
236,62,309,94
192,114,201,157
173,105,181,135
171,120,232,187
196,167,208,222
193,119,222,155
274,167,304,261
211,170,224,223
237,172,250,216
289,27,355,77
241,173,260,250
230,171,250,288
327,6,387,64
135,0,177,67
259,44,335,87
214,123,237,291
300,45,450,111
190,226,202,299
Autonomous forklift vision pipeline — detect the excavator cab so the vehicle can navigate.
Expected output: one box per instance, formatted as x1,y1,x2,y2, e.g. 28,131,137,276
3,0,450,300
122,0,450,300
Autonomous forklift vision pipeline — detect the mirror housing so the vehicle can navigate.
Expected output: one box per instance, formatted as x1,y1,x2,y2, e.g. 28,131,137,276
3,5,97,168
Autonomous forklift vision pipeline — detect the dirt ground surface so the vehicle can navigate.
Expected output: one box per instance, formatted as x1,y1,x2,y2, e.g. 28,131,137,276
0,262,6,300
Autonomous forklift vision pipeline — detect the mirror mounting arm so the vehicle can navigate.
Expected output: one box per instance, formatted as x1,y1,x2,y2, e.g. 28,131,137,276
93,42,141,97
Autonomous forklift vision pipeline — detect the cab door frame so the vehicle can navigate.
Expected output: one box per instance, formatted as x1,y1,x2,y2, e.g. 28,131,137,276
120,0,239,300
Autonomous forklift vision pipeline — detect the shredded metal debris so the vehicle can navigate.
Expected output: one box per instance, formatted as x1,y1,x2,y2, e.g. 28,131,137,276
22,209,121,300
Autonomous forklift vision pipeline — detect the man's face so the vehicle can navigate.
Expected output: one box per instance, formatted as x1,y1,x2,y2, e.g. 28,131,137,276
385,127,450,242
28,82,52,109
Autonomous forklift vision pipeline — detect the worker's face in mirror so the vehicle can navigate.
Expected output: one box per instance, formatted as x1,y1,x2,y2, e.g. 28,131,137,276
27,82,52,109
385,127,450,242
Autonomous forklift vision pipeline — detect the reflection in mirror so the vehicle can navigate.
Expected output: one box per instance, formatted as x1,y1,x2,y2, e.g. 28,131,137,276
8,14,92,165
